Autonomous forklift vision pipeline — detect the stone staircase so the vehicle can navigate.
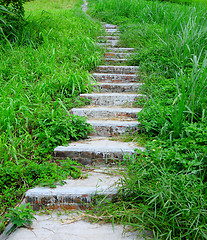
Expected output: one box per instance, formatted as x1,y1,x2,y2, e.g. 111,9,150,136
25,22,144,211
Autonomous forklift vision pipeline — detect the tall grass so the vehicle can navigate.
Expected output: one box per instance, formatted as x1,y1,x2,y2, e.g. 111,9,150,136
0,0,103,227
87,0,207,239
0,0,103,162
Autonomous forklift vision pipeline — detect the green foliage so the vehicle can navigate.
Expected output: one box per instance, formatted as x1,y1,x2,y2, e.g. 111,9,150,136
0,0,26,15
5,204,36,234
0,0,102,231
0,158,82,212
87,0,207,239
89,122,207,239
0,0,29,44
89,0,207,78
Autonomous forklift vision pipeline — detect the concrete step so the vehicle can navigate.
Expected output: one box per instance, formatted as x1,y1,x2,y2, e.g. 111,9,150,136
98,43,118,48
95,66,139,74
107,47,135,52
26,169,120,210
105,58,128,64
105,29,120,35
70,106,142,119
98,36,120,40
105,52,132,58
102,23,118,29
104,40,119,47
92,82,142,93
54,137,143,164
80,93,143,107
88,119,139,137
6,213,149,240
92,73,138,83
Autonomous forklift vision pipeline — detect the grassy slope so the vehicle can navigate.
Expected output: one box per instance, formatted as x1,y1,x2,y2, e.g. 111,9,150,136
0,0,103,231
87,0,207,239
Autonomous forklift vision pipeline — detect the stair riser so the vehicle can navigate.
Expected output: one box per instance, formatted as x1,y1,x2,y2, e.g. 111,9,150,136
92,84,141,93
99,41,119,47
89,124,138,137
105,29,120,35
107,48,135,53
105,58,129,64
105,52,132,58
93,74,137,83
26,194,113,211
102,23,118,29
95,66,139,74
80,95,139,106
70,108,141,119
54,149,134,165
98,36,120,40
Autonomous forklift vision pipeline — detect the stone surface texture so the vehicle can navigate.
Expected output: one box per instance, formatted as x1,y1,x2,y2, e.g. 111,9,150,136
7,213,150,240
25,170,120,211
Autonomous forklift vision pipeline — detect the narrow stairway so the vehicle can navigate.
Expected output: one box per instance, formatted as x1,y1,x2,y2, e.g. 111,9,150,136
3,3,151,240
25,23,144,211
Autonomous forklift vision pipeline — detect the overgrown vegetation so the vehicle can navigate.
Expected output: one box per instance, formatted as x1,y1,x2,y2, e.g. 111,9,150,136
88,0,207,239
0,0,102,232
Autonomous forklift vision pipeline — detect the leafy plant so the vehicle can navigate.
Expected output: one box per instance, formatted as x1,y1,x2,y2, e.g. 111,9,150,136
5,204,36,234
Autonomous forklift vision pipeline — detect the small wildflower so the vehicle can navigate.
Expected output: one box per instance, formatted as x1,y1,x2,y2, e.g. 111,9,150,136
158,146,161,148
152,149,155,151
153,139,156,142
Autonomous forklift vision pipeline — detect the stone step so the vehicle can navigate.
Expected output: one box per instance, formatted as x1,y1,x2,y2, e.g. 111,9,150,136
105,58,128,64
70,106,142,119
95,66,139,74
105,52,132,58
88,119,139,137
102,23,118,29
98,36,120,40
105,29,120,35
92,82,142,93
54,137,143,164
6,213,149,240
98,43,118,48
92,73,138,83
80,93,143,107
105,40,119,47
26,170,119,210
107,47,135,52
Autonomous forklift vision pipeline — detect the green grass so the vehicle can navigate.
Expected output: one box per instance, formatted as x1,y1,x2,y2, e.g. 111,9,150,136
0,0,103,232
87,0,207,239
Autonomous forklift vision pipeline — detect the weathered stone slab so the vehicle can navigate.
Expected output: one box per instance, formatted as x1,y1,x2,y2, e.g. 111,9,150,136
92,82,142,93
25,170,120,210
98,36,120,40
54,137,143,164
7,213,151,240
104,52,132,58
107,47,135,52
80,93,143,106
92,73,138,82
95,66,139,74
70,106,142,119
87,119,139,136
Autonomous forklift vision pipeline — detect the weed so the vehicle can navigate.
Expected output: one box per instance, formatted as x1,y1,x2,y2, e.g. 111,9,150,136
5,204,36,234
